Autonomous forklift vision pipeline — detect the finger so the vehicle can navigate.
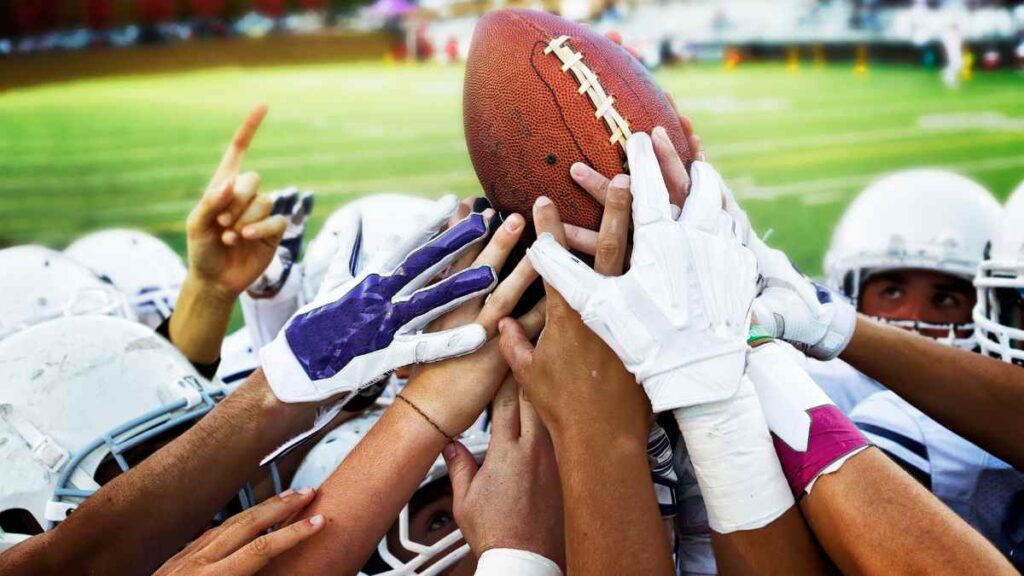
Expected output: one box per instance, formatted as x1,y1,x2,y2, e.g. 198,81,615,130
399,322,488,365
490,375,521,444
518,298,546,340
240,214,288,242
188,178,235,232
477,255,539,336
625,45,641,60
527,233,602,314
565,223,598,256
201,487,316,560
451,197,474,228
626,133,673,227
532,196,568,246
392,210,489,296
394,265,497,331
444,209,495,281
217,171,260,228
295,191,315,222
210,103,268,188
692,135,706,161
467,212,525,280
593,175,631,276
604,30,623,45
517,377,549,443
380,194,459,272
569,162,611,205
313,204,363,292
498,317,535,379
681,161,729,232
218,514,325,575
651,126,687,217
442,441,479,507
234,194,273,232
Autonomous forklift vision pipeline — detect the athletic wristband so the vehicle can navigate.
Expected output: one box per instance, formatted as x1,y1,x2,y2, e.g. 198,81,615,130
475,549,563,576
747,324,773,346
747,342,870,497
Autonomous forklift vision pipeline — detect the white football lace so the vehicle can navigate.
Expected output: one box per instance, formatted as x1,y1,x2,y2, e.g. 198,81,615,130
544,35,633,153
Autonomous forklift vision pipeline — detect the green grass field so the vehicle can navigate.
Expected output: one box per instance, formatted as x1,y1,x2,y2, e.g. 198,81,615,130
1,60,1022,282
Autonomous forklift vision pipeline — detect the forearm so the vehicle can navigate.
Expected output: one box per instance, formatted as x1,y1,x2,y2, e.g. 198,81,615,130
553,427,674,576
169,274,236,364
842,317,1024,469
710,507,825,576
264,400,450,575
50,371,314,575
801,447,1013,574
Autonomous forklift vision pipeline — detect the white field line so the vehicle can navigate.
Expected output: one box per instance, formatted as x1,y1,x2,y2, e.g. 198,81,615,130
735,154,1024,202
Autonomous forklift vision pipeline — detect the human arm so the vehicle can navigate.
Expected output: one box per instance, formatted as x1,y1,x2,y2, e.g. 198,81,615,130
498,189,674,576
841,317,1024,471
170,104,288,364
262,211,543,575
443,375,565,572
0,371,318,576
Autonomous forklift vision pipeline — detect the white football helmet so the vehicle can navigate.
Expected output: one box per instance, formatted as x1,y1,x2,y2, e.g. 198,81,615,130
0,316,225,552
65,229,187,328
824,169,1001,348
217,328,261,391
974,180,1024,364
292,404,490,575
0,245,134,340
301,194,439,305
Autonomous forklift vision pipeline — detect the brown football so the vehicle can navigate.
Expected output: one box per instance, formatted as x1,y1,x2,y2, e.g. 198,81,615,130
463,9,691,231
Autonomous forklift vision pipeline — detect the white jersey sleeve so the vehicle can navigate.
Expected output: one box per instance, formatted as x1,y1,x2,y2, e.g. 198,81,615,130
851,391,1024,562
803,356,884,415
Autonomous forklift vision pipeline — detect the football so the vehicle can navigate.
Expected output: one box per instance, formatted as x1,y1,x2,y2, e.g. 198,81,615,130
463,9,692,231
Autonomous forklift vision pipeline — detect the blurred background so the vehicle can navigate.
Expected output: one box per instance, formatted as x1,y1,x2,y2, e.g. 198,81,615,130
0,0,1022,281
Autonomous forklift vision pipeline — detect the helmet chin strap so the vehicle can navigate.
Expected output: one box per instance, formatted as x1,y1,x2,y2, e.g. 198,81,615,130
1,405,70,474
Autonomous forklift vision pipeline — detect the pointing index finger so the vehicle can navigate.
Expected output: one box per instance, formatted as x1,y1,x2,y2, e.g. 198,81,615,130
210,103,268,189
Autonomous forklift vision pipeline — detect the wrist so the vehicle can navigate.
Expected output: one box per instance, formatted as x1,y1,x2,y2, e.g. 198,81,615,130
238,369,320,440
183,271,238,306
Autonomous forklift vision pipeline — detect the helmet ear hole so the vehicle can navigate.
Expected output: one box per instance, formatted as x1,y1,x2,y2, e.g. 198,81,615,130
0,508,42,536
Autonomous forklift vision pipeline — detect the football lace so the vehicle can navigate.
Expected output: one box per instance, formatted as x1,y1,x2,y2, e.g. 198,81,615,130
544,35,633,154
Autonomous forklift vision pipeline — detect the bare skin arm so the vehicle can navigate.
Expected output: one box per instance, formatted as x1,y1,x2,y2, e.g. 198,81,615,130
842,317,1024,470
263,212,543,575
170,104,287,364
801,447,1014,574
0,371,318,576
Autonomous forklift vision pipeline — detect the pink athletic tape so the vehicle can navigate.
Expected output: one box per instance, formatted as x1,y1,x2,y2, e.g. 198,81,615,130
772,405,869,498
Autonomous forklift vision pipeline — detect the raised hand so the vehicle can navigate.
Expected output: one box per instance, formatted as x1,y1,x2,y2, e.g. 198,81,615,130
526,133,758,413
443,376,565,570
185,104,288,299
261,195,497,405
153,488,323,576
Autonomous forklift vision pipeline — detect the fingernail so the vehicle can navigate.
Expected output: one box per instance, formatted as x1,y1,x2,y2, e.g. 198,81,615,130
297,487,314,496
504,214,523,232
570,162,593,180
498,318,509,332
242,226,255,238
279,489,295,499
535,196,552,207
653,126,669,142
309,514,324,527
670,204,682,219
611,174,630,189
442,443,457,460
223,230,237,244
218,212,232,226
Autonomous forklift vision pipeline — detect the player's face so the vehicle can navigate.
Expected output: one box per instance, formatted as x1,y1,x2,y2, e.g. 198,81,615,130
382,479,476,575
860,269,975,338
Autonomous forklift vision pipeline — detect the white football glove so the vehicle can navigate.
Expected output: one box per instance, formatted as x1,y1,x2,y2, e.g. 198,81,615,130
719,184,856,360
527,137,757,413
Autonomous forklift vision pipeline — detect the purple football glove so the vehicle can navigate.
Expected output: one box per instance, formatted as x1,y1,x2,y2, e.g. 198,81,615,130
261,195,497,404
